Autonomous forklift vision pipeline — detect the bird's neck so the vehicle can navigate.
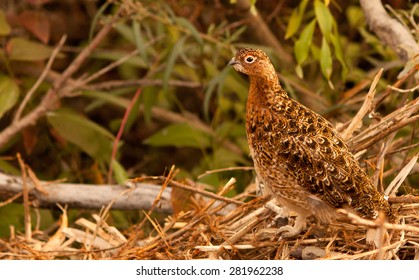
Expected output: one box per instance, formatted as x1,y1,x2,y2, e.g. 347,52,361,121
248,72,288,106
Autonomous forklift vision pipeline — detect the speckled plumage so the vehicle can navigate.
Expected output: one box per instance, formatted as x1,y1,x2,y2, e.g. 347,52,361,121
229,48,395,235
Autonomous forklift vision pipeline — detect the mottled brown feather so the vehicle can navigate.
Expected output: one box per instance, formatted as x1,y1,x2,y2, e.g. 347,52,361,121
229,48,395,224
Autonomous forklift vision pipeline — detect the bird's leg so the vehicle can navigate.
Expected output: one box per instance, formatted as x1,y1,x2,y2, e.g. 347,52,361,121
255,176,266,196
265,200,288,220
276,214,307,238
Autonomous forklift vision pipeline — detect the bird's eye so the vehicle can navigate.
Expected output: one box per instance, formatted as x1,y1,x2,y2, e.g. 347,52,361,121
245,56,256,63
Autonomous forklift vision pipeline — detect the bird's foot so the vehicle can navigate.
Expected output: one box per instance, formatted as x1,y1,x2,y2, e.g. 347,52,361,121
265,201,287,219
276,225,302,238
265,201,289,227
276,215,306,239
265,201,307,238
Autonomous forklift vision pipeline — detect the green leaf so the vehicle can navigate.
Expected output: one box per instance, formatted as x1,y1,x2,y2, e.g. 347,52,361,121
285,0,309,39
132,20,149,64
294,19,316,66
249,4,257,16
314,0,333,40
144,123,211,149
163,36,186,94
46,108,115,162
83,90,130,109
212,147,249,168
203,62,230,121
346,6,364,28
121,91,142,133
111,159,128,184
0,75,19,119
89,1,110,41
174,17,203,45
141,86,159,124
173,64,200,82
7,37,53,61
0,159,20,175
295,64,304,79
330,32,348,79
215,121,246,140
0,10,11,36
91,50,147,68
310,43,321,61
320,37,333,80
113,22,136,44
225,25,247,43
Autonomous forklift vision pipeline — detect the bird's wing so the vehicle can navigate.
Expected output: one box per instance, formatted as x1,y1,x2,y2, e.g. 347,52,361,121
271,99,371,208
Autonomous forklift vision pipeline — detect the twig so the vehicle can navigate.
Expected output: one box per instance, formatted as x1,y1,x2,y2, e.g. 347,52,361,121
325,240,405,260
225,217,261,246
86,78,201,90
350,98,419,152
339,79,371,103
134,166,177,233
0,192,22,207
132,175,244,205
373,63,418,108
80,35,164,87
27,167,49,195
85,185,134,252
341,68,382,140
197,166,254,179
53,9,122,92
107,87,142,183
388,196,419,204
228,205,268,231
82,49,140,86
16,153,31,242
387,84,419,93
13,35,67,123
202,177,237,214
354,115,419,153
381,142,419,157
196,244,256,251
372,131,397,191
338,209,419,233
375,212,387,260
384,153,419,197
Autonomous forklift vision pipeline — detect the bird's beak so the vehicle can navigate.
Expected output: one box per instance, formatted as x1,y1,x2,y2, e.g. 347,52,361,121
228,57,239,66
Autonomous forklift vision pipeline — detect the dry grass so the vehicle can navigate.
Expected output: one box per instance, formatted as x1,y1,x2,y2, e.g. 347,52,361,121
1,181,418,260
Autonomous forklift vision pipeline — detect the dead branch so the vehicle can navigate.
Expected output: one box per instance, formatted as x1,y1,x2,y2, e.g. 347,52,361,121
0,172,172,213
338,209,419,233
389,196,419,204
349,98,419,152
360,0,419,62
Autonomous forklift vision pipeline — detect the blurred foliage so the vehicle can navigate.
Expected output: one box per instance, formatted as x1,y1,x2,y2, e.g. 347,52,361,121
0,0,417,236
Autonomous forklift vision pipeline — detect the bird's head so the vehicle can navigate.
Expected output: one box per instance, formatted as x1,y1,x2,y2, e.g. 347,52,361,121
228,48,276,78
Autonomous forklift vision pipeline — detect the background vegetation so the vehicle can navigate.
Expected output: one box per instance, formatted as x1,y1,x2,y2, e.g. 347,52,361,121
0,0,417,240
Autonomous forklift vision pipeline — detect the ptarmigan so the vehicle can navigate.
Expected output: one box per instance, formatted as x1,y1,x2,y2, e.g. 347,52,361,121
229,48,395,237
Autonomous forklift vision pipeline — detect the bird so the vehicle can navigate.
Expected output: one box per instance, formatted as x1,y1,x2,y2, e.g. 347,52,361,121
228,48,395,237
